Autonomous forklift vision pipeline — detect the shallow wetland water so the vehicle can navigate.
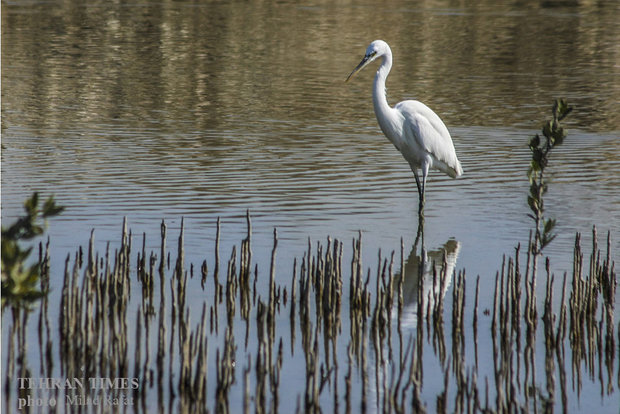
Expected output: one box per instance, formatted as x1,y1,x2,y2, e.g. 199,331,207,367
2,0,619,412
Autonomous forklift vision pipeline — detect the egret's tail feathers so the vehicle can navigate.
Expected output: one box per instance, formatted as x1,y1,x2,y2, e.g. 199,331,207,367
435,158,463,179
453,160,463,178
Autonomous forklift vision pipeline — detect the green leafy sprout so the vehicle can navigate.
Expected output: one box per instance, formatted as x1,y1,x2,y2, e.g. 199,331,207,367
527,99,572,255
1,192,64,308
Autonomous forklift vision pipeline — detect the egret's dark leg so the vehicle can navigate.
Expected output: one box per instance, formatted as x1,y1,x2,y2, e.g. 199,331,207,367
413,171,424,215
420,163,429,215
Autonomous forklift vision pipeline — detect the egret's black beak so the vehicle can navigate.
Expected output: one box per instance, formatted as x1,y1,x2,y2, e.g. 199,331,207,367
346,53,375,82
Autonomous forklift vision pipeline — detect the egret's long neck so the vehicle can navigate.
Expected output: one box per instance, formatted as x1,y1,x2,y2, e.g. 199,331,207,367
372,53,393,129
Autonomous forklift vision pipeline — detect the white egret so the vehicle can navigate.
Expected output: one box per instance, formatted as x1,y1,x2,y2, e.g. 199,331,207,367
346,40,462,214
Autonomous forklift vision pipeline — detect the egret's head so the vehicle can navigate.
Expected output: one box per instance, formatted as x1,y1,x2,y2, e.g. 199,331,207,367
346,40,391,82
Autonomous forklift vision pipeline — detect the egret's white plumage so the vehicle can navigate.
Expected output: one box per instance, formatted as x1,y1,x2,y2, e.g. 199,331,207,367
347,40,462,213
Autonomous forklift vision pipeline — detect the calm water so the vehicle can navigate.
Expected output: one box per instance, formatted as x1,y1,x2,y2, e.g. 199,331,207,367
2,0,619,412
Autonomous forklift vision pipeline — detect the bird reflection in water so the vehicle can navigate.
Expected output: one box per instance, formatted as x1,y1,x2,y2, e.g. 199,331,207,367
395,219,461,328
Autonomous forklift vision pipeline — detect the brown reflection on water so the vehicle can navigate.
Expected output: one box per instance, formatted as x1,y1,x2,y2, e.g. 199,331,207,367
2,0,619,134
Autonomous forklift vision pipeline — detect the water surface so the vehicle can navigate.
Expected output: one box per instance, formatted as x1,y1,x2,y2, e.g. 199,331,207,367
2,0,619,412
